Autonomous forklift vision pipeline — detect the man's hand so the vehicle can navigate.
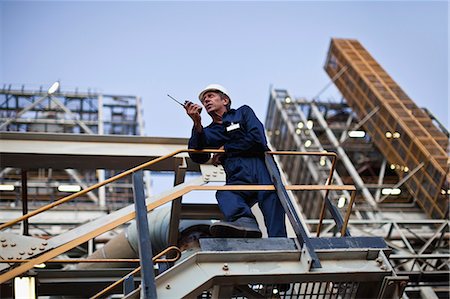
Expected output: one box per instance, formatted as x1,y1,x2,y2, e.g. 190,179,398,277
184,101,203,132
211,146,224,166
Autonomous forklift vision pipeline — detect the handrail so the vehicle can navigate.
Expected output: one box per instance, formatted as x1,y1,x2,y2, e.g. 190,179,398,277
90,246,181,299
0,258,176,264
266,151,339,236
0,149,337,231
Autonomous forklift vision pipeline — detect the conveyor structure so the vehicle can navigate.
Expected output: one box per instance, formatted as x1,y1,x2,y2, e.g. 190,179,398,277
324,38,448,219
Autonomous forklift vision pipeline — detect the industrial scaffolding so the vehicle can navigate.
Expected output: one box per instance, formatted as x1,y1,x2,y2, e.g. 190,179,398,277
265,39,449,298
0,83,144,135
0,84,146,231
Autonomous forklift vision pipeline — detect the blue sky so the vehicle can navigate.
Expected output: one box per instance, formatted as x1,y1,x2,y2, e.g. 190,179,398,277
1,1,448,138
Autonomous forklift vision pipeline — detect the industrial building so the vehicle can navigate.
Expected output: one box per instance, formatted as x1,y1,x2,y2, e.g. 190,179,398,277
0,38,448,298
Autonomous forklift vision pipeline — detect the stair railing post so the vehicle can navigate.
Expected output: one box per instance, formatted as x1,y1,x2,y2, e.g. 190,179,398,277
132,170,157,299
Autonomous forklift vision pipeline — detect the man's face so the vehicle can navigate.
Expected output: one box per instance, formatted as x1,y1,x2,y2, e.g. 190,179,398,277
201,91,229,114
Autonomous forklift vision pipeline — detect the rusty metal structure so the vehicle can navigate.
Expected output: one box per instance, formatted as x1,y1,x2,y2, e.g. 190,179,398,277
325,38,448,219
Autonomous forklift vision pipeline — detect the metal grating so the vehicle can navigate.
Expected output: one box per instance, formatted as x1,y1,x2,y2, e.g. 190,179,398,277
294,281,359,299
324,38,449,219
198,281,359,299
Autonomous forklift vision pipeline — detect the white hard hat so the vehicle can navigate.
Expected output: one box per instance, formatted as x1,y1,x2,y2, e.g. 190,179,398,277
198,84,230,101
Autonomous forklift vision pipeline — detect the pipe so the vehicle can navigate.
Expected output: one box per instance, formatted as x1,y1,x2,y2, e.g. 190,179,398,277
77,204,212,269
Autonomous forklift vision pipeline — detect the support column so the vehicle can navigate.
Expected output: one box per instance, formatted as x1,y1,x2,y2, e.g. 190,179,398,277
167,159,187,257
21,169,29,236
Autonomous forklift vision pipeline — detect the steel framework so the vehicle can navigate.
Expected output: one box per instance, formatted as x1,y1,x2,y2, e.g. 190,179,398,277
0,85,146,215
264,38,449,298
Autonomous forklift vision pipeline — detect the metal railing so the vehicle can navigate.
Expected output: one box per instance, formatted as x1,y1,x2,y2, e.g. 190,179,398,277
0,149,357,285
90,246,181,299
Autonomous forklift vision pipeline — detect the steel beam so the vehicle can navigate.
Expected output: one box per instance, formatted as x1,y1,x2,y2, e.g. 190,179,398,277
0,94,49,130
0,132,192,171
167,160,187,256
132,171,157,299
310,102,377,207
265,154,321,268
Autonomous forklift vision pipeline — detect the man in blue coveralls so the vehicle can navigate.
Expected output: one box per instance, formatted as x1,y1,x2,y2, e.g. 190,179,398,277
184,84,287,238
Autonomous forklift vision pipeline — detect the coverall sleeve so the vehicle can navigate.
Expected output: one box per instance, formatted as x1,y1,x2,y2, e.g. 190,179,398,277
188,127,211,164
223,105,268,152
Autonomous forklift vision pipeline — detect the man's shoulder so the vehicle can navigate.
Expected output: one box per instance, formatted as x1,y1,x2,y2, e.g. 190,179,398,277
235,105,253,113
225,105,255,120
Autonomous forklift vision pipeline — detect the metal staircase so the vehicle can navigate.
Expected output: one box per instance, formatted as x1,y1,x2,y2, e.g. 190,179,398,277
267,89,357,218
146,237,395,299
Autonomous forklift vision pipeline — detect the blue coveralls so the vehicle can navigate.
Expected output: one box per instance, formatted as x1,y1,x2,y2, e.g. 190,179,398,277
189,105,287,237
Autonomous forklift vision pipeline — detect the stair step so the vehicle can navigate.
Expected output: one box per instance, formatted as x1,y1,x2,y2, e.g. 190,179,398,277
200,237,297,252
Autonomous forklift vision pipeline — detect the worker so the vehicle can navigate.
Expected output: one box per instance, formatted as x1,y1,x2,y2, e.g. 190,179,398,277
184,84,287,238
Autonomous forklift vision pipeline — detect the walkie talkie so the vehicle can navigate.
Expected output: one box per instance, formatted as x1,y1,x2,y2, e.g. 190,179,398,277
167,94,202,113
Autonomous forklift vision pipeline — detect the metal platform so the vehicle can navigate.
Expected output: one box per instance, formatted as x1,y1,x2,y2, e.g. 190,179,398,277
123,237,404,299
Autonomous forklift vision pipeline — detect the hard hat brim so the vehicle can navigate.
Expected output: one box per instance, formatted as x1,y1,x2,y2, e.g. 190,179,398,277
199,88,221,101
198,84,230,101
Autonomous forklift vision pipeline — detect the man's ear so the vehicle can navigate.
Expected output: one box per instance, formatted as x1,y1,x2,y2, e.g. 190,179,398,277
222,97,230,107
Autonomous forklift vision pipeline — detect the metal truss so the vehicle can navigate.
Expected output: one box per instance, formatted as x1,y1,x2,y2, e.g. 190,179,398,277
306,219,449,284
0,85,147,236
266,89,353,218
0,84,144,135
266,89,387,218
265,88,449,298
325,38,448,219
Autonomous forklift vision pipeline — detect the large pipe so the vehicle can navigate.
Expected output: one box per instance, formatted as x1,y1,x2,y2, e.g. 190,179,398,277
77,204,212,269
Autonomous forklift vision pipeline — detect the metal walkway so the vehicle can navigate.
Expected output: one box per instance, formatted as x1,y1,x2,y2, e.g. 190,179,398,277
122,237,402,299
